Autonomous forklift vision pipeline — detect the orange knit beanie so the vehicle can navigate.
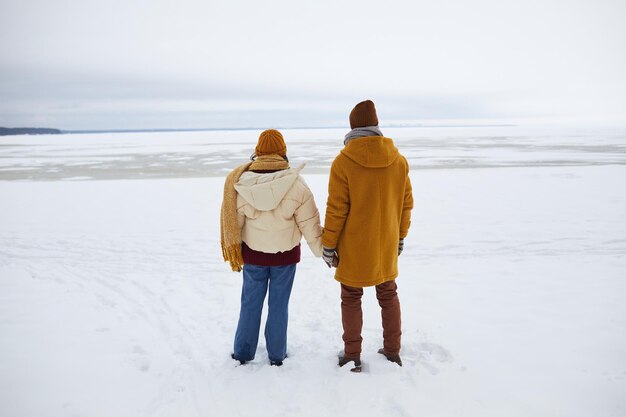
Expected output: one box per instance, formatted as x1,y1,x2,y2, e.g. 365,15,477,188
349,100,379,129
255,129,287,156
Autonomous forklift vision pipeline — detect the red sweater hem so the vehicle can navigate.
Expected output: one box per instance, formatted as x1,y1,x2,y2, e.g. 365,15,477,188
242,242,301,266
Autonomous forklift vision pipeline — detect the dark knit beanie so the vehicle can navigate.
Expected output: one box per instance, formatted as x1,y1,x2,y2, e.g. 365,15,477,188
349,100,379,129
255,129,287,156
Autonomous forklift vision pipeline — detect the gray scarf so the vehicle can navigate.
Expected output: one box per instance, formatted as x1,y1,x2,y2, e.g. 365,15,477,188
344,126,384,146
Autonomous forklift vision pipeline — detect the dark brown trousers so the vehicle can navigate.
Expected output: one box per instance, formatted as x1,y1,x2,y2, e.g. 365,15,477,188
340,280,402,358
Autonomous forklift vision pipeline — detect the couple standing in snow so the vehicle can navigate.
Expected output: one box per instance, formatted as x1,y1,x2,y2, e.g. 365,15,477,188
220,100,414,372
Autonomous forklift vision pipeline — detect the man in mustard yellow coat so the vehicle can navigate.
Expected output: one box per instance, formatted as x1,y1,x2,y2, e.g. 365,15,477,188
322,100,413,371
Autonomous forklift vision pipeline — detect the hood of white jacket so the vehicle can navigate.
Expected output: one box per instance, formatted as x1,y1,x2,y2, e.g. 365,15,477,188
234,164,305,211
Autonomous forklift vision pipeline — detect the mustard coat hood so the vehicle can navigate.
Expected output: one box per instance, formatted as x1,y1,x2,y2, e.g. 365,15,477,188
341,136,399,168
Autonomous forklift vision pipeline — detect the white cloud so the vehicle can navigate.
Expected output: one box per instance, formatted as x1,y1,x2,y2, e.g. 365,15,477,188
1,0,625,128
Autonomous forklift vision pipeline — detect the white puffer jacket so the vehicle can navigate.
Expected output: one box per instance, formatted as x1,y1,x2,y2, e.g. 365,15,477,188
235,165,323,257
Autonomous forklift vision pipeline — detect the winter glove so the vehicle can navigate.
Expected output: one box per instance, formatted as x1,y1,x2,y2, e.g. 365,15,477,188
323,247,339,268
398,238,404,256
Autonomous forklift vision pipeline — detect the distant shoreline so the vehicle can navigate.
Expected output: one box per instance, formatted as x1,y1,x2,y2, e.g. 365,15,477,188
0,127,62,136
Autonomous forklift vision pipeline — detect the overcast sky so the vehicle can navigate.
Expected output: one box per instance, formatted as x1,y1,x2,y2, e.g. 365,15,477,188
1,0,625,130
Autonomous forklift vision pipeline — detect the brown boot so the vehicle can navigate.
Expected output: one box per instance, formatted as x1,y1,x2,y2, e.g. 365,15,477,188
338,354,362,373
378,348,402,367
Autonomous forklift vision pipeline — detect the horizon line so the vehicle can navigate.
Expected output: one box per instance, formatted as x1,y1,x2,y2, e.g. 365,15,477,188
59,123,517,135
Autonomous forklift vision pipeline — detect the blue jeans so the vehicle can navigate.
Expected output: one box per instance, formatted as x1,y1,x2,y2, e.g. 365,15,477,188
233,263,296,362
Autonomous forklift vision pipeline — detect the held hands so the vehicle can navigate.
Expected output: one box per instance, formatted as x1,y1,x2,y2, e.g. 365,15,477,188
398,238,404,256
323,247,339,268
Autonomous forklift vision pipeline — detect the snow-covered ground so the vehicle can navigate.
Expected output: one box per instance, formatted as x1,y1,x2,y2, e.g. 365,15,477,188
1,126,625,417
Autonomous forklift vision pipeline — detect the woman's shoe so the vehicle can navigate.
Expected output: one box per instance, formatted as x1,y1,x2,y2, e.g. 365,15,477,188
231,353,247,365
377,348,402,366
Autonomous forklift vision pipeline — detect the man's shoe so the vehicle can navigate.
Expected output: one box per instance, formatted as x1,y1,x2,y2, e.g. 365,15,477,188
270,360,283,366
338,354,362,373
378,348,402,366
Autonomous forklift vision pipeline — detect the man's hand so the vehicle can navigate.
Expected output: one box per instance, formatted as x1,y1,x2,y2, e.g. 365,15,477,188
323,247,339,268
398,238,404,256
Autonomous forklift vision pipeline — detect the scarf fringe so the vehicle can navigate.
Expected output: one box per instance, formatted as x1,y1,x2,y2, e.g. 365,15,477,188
222,242,244,272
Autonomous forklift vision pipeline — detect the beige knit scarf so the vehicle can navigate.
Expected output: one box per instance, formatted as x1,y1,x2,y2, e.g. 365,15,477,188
220,154,290,272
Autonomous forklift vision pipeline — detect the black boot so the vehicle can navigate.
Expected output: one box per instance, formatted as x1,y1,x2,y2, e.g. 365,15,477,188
378,348,402,366
270,360,283,367
231,353,247,365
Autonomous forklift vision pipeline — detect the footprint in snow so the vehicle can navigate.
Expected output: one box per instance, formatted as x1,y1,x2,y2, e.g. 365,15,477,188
123,345,151,373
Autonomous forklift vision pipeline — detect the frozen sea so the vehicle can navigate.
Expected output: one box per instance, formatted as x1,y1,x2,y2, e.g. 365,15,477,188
1,126,625,417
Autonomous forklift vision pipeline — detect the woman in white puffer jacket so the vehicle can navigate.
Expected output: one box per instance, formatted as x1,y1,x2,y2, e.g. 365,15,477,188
220,129,322,366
